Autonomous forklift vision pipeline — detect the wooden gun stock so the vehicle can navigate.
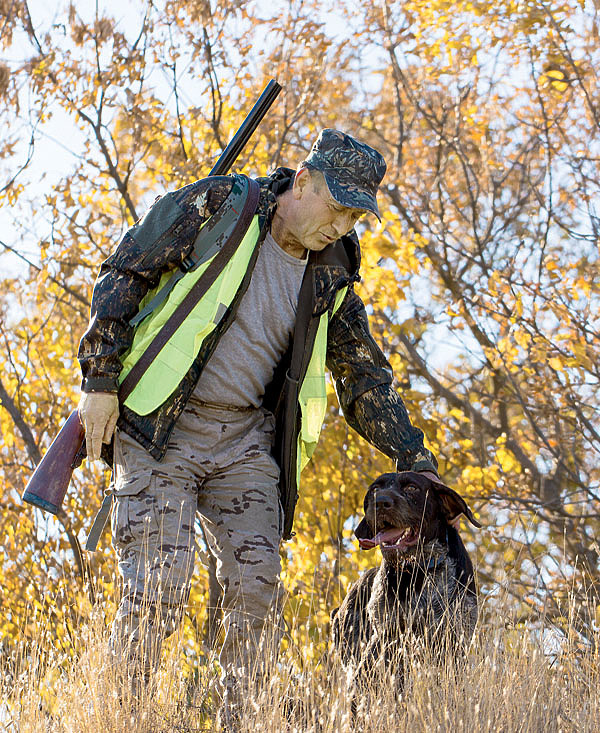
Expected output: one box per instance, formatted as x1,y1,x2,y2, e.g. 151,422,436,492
22,410,85,514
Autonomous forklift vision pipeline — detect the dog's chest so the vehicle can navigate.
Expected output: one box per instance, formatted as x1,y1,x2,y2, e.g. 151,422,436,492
366,555,458,632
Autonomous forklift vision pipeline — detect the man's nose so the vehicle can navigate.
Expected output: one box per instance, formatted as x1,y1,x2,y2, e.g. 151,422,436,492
331,220,345,236
332,212,353,236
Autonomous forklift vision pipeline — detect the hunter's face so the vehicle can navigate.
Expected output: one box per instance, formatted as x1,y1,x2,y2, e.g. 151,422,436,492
293,169,365,252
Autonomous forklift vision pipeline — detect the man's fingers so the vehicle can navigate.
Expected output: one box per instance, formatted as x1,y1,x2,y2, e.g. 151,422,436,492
78,391,119,461
78,407,93,459
86,424,105,462
103,409,119,444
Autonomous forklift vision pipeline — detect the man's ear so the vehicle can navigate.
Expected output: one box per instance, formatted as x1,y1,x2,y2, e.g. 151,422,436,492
436,485,481,528
354,517,373,539
292,167,311,199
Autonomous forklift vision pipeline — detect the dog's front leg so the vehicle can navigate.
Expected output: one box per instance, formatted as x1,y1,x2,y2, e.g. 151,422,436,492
346,631,384,718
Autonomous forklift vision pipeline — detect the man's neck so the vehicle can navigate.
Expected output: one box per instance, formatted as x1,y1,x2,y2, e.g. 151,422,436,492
270,190,307,259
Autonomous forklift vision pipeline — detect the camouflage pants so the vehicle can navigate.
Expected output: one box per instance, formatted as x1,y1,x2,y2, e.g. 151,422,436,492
109,402,284,681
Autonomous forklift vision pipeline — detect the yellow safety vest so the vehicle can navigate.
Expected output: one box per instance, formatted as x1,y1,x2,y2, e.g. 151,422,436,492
119,216,260,415
118,216,347,480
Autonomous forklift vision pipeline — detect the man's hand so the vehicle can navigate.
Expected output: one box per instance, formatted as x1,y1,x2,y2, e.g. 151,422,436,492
78,391,120,461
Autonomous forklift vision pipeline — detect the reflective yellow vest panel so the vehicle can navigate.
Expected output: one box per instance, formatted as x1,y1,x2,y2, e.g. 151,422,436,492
296,286,348,486
119,216,261,415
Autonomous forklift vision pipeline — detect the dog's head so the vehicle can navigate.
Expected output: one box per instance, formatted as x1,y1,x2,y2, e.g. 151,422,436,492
354,471,480,562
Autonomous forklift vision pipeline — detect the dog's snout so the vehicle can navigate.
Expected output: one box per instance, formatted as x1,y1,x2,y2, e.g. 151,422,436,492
375,494,394,510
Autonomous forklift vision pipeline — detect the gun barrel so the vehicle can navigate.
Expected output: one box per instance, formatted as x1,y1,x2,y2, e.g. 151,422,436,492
209,79,282,176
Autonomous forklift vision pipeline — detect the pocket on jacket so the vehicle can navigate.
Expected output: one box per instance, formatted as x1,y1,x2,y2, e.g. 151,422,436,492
111,470,156,547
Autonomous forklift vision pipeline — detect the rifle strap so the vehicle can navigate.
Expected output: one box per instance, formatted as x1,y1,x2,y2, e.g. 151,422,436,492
85,488,114,552
119,175,260,403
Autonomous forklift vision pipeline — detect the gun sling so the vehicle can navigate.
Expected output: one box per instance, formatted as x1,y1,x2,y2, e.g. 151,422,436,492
86,175,260,551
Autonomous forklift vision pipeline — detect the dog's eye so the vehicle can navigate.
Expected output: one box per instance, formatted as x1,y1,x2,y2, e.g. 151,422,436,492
403,485,422,504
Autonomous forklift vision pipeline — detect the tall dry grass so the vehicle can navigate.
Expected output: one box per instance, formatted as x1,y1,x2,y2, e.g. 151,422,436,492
1,583,598,733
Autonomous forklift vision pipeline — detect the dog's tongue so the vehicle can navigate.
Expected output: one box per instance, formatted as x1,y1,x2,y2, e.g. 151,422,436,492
358,528,406,550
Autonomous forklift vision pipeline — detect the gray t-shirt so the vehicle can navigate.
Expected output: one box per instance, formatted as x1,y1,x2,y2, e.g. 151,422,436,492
192,231,308,408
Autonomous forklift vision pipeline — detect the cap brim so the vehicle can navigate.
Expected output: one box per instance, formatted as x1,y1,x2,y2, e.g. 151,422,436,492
322,172,382,221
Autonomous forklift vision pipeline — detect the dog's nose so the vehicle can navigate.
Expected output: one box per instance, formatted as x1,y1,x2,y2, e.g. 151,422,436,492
375,495,394,510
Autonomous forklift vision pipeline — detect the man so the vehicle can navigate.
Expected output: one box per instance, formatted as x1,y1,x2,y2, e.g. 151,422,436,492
77,129,439,695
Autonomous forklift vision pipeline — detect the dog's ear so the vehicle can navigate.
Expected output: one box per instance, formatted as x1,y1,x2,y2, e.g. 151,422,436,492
354,517,373,539
436,485,481,528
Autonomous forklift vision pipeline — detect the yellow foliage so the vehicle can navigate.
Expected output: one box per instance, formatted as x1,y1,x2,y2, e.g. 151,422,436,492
0,0,597,672
495,447,520,474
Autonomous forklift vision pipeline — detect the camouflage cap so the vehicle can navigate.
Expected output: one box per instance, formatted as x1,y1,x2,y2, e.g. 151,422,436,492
304,129,386,220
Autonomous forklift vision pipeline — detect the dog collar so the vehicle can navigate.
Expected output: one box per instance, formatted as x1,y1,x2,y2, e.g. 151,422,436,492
420,528,448,572
423,556,441,572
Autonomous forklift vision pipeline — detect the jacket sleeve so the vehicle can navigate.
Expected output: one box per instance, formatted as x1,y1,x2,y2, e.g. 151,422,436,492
325,286,438,472
77,177,233,392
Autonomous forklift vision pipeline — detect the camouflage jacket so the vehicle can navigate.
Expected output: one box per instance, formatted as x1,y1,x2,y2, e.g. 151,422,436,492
78,168,437,537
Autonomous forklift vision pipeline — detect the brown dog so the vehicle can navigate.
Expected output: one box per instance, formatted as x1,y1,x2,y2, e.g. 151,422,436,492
331,471,481,691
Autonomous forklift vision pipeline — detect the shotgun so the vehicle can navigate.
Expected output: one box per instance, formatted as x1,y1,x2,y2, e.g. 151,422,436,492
22,79,282,516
